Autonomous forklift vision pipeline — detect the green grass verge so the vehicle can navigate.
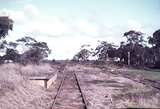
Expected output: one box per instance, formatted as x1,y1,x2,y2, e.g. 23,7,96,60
127,68,160,80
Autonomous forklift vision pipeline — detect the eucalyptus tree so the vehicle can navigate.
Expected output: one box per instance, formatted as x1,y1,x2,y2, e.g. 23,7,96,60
73,49,91,61
16,36,51,64
93,41,117,61
119,30,146,66
73,44,94,61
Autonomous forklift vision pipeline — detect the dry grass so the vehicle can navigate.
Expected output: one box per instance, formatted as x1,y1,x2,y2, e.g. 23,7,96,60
20,63,58,77
67,63,160,108
0,63,58,109
0,62,160,109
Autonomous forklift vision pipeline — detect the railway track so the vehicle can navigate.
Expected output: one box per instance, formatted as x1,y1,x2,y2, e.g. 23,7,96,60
50,70,88,109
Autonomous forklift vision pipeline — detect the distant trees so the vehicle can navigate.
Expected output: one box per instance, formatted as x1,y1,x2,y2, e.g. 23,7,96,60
117,30,146,66
73,29,160,68
0,16,51,64
0,36,51,64
148,29,160,68
73,49,90,61
3,48,19,62
123,30,145,45
143,46,155,66
72,44,94,61
16,36,51,64
148,29,160,47
93,41,117,61
1,16,160,68
0,40,22,63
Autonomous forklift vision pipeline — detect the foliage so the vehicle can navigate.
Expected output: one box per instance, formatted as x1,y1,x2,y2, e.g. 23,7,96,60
148,29,160,68
73,49,91,61
0,36,51,64
16,36,37,44
123,30,144,45
0,17,13,39
148,29,160,47
3,48,20,62
17,36,51,64
0,40,19,63
94,41,117,60
117,30,146,66
1,15,160,68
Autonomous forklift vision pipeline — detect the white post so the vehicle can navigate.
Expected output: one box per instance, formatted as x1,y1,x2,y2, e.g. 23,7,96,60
128,52,130,66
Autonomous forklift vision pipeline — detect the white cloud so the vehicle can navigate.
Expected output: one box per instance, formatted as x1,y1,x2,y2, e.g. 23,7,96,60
27,17,71,37
23,4,39,19
0,4,115,38
0,8,26,24
2,5,148,59
0,4,39,24
75,19,99,36
127,19,143,31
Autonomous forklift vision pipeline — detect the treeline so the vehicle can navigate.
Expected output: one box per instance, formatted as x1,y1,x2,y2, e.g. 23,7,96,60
73,30,160,68
0,17,51,64
1,16,160,68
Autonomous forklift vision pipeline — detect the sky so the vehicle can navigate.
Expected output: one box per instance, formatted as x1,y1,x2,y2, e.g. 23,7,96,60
0,0,160,59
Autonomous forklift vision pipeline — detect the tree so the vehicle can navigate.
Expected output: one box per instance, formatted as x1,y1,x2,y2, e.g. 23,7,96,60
117,41,128,64
73,49,91,61
0,17,52,64
0,16,13,39
16,36,37,44
118,30,146,66
17,36,51,64
0,40,7,49
0,41,19,63
148,29,160,68
0,16,13,63
148,29,160,47
143,46,155,67
94,41,117,61
3,48,19,62
124,30,144,45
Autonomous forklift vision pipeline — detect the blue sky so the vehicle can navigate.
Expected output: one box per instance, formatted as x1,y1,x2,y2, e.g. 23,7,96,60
0,0,160,59
1,0,160,23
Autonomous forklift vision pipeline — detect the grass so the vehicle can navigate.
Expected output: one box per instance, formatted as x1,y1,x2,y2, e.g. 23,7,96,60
105,65,160,108
125,68,160,80
0,63,58,109
0,62,160,108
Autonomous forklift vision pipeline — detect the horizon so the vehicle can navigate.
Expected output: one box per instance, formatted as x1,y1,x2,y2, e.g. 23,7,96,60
0,0,160,60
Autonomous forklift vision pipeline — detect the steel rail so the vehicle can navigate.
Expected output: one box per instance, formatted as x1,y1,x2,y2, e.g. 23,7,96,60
74,72,89,109
50,69,66,109
50,71,89,109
